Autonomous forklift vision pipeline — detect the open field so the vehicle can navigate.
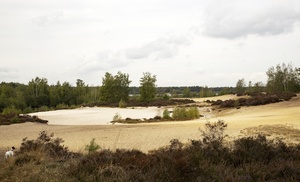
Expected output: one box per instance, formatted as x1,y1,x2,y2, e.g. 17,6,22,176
1,94,299,154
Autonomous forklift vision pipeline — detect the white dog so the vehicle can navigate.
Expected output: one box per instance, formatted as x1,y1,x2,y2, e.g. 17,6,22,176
5,146,15,159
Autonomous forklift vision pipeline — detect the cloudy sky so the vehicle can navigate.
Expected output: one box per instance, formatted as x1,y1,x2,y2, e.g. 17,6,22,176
1,0,300,87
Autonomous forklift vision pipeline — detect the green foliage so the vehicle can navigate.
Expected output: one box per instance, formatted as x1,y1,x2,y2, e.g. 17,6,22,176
118,99,127,108
2,106,21,115
172,107,199,120
85,138,101,153
37,105,50,112
100,72,131,103
162,108,171,119
266,63,300,93
182,87,191,97
23,106,33,114
199,86,215,97
139,72,157,102
55,103,69,110
235,78,246,96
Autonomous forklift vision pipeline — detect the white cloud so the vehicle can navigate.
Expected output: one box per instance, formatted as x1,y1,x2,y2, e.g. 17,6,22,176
125,35,191,60
33,11,64,27
202,0,300,39
0,67,18,81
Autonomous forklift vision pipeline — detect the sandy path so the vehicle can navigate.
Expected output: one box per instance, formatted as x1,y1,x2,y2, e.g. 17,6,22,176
1,95,299,153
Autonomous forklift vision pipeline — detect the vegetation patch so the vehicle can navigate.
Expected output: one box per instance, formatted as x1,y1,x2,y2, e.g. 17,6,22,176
111,106,200,124
1,123,300,181
212,92,297,108
0,113,48,125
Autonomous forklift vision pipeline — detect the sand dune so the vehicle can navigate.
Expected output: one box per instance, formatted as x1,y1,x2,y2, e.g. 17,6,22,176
0,94,299,153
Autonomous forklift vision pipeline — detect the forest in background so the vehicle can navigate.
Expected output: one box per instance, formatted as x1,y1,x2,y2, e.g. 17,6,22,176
0,62,299,114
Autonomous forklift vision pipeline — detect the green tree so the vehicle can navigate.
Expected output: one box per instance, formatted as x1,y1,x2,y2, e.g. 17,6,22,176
266,63,300,93
26,77,50,108
199,86,215,98
183,87,191,97
252,82,265,94
100,72,131,103
75,79,88,105
139,72,157,102
61,81,76,106
49,81,63,107
235,78,246,96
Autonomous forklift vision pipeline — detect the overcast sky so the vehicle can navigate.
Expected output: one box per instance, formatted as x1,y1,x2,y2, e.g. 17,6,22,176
1,0,300,87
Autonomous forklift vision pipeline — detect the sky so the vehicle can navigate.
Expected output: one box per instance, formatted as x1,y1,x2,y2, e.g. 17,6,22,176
1,0,300,87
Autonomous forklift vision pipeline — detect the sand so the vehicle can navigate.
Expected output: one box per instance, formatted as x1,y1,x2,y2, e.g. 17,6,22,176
0,95,299,153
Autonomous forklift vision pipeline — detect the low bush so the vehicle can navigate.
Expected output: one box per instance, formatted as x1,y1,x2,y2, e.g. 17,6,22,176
172,106,200,120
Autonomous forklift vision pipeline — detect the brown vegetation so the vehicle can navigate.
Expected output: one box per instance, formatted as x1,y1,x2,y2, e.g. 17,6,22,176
211,93,297,108
1,128,300,181
0,113,48,126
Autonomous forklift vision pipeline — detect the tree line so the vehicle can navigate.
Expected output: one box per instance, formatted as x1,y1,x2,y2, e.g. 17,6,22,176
0,63,299,113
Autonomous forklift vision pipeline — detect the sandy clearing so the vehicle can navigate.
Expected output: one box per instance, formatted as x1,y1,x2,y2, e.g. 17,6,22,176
28,107,162,125
0,94,299,153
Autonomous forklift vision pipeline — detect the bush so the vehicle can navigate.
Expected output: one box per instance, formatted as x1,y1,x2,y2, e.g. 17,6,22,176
55,103,69,110
199,120,227,144
23,106,33,114
118,99,127,108
2,106,21,115
112,112,122,122
85,138,101,153
172,107,200,120
19,131,71,159
37,105,50,112
162,108,171,119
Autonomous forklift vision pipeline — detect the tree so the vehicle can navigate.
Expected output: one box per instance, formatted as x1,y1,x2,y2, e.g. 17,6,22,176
182,87,191,97
100,72,131,103
199,86,215,98
266,63,300,93
139,72,157,102
235,78,246,96
26,77,50,108
75,79,87,105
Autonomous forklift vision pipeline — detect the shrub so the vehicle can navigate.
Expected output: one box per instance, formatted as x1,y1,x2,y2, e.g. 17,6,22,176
112,112,122,122
172,107,200,120
19,131,70,159
186,107,200,119
23,106,33,114
85,138,101,153
162,108,171,119
199,120,228,144
37,105,50,112
2,106,21,115
118,99,127,108
55,103,69,110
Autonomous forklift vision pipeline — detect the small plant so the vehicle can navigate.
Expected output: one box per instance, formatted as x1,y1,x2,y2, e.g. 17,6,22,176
113,112,122,122
162,108,171,119
199,120,228,144
85,138,101,153
118,99,127,108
